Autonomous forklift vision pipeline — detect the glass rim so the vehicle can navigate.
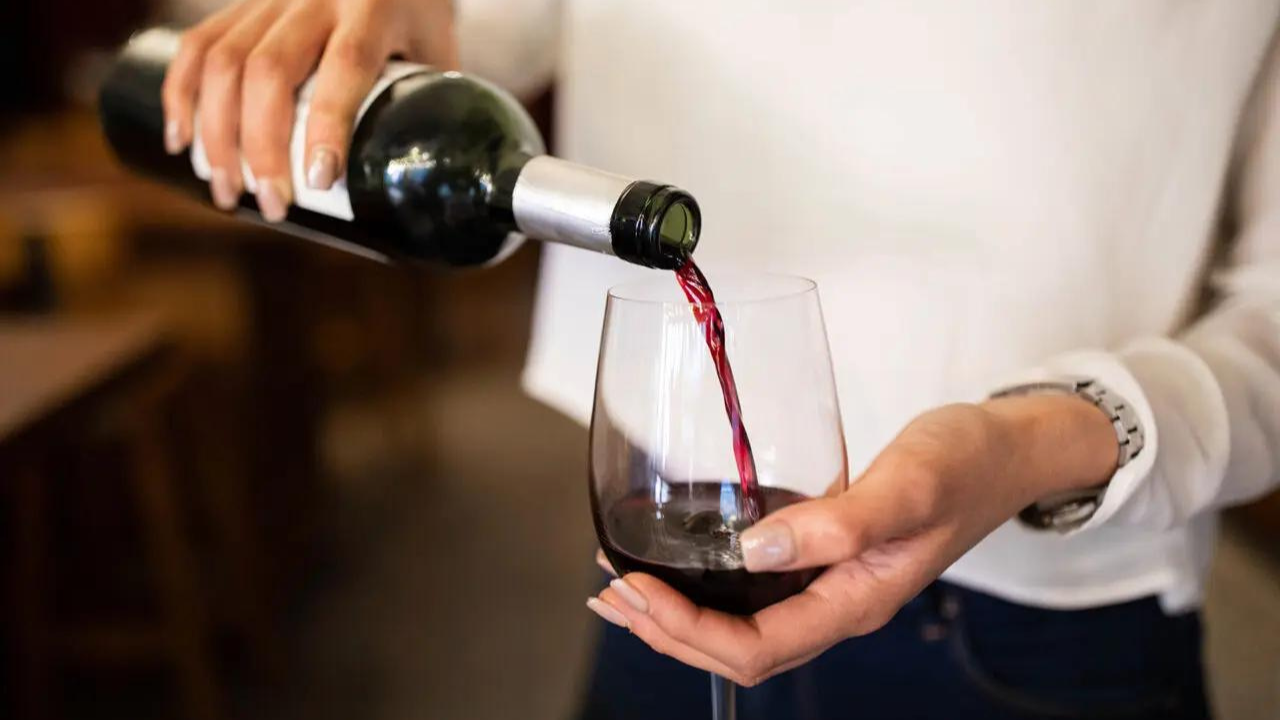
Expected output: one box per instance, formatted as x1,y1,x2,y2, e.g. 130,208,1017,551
607,271,818,306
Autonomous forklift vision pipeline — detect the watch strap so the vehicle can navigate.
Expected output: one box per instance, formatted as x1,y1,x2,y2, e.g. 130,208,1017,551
990,376,1145,532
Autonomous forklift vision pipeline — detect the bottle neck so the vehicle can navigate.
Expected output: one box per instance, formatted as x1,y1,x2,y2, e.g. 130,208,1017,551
511,156,633,256
510,156,701,269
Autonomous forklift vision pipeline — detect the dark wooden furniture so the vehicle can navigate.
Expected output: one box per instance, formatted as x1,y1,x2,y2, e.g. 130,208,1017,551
1,313,220,720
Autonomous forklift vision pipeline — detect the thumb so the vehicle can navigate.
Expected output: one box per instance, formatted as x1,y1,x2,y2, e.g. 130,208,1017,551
740,475,933,572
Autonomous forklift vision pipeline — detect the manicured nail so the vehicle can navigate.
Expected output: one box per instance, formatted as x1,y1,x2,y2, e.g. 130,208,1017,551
164,120,184,154
210,168,240,210
596,550,618,577
306,147,338,190
256,178,291,223
586,597,628,629
741,522,796,571
610,578,649,613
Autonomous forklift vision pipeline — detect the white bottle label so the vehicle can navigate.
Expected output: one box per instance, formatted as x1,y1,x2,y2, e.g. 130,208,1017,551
190,61,429,220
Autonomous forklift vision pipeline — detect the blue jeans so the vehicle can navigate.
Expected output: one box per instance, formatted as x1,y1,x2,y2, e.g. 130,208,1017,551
577,580,1210,720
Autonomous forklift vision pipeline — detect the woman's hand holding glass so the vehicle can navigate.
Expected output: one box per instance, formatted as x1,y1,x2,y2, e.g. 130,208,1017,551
595,393,1119,687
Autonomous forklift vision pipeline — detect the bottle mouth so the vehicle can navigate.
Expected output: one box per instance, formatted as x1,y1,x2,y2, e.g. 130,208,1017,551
657,195,699,260
610,182,701,269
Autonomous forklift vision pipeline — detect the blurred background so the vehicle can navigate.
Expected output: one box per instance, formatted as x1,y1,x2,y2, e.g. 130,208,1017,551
1,2,1279,719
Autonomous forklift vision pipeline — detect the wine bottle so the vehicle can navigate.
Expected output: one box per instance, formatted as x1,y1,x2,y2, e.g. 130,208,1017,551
98,28,700,269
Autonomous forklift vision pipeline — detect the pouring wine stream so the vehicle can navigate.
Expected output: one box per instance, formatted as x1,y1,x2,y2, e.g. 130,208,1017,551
675,260,765,527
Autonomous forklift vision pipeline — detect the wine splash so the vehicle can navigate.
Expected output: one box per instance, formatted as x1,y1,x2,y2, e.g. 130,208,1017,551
675,260,764,523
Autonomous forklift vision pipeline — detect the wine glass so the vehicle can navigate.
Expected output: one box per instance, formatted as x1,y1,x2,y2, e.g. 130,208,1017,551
589,271,848,720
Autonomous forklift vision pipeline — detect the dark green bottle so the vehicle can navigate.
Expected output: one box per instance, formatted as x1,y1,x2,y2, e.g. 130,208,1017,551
99,28,700,269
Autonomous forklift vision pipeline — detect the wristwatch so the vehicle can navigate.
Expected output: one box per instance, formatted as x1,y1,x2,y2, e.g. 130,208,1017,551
990,376,1145,532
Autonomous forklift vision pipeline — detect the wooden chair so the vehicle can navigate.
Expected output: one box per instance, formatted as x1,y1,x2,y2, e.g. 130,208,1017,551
1,312,221,720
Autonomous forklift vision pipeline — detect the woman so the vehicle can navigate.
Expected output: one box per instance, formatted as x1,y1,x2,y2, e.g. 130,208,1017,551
160,1,1280,717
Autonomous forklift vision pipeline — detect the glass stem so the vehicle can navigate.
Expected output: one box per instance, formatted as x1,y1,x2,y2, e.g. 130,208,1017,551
710,673,737,720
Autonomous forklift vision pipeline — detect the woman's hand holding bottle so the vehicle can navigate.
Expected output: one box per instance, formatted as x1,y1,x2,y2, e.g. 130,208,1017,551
161,0,457,220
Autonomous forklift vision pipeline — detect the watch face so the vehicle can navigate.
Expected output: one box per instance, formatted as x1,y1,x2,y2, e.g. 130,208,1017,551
1053,498,1102,528
1019,486,1107,532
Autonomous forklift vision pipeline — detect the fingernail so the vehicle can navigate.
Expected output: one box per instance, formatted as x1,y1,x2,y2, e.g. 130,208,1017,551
164,120,184,154
741,522,796,571
256,178,291,223
596,550,618,577
610,578,649,613
306,147,338,190
586,597,628,629
210,168,240,210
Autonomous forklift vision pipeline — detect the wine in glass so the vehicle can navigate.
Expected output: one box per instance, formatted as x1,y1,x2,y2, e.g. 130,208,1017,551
590,269,848,718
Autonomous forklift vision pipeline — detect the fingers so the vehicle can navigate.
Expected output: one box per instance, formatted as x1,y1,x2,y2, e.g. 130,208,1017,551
162,2,245,155
240,3,336,220
161,0,438,218
740,466,939,572
592,573,850,686
589,583,747,684
303,14,393,191
637,573,849,679
595,549,618,577
197,1,283,209
588,529,948,684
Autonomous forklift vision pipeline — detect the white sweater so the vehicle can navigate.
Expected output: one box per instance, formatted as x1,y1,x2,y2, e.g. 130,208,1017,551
459,0,1280,612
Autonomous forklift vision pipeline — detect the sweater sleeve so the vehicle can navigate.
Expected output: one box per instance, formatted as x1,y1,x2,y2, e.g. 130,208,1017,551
455,0,561,100
1010,31,1280,533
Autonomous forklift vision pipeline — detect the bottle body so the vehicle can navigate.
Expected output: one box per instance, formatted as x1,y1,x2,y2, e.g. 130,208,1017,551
99,28,700,269
341,64,544,265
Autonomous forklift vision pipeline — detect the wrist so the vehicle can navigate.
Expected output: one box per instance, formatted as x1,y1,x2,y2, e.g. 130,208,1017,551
982,394,1119,499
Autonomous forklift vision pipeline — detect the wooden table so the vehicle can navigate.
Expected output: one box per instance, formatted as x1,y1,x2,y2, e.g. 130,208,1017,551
0,311,167,440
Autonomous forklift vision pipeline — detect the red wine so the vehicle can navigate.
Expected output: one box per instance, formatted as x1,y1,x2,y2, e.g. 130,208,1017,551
99,28,700,269
675,260,764,523
596,484,819,615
